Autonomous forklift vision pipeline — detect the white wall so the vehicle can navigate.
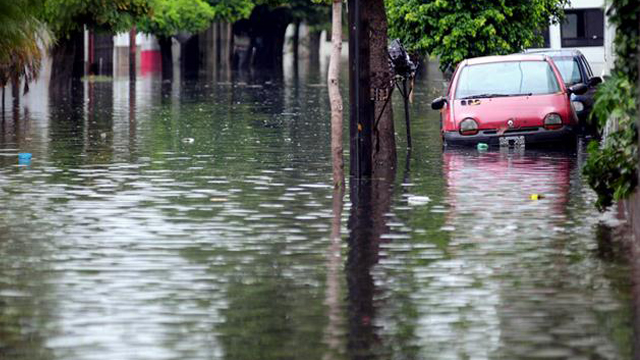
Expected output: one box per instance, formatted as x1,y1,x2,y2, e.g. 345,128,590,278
114,32,159,51
531,0,614,76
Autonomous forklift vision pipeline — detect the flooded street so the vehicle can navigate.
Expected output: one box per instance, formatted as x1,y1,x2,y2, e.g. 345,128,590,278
0,64,636,360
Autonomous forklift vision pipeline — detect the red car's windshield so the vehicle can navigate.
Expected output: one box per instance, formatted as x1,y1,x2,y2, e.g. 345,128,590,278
455,60,561,99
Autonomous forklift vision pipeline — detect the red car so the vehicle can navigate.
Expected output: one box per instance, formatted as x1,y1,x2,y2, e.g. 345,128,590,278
431,54,587,147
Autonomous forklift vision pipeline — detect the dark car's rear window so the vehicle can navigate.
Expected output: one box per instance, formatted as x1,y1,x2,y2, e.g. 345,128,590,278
552,57,583,85
455,61,561,99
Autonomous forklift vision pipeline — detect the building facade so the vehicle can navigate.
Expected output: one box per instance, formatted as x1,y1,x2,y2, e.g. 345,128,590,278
531,0,615,76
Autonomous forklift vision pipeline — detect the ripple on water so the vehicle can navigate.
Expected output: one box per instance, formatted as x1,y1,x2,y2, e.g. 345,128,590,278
0,76,634,360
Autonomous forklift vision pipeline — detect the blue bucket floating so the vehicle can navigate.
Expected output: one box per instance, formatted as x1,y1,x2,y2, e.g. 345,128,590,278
18,153,32,165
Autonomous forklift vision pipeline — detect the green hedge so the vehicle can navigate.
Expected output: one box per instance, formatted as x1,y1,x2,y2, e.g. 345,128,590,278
582,0,639,210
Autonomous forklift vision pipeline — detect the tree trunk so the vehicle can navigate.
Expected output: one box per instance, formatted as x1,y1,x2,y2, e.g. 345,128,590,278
308,30,322,70
181,34,200,79
129,27,137,81
11,77,20,115
11,77,19,101
249,6,292,71
50,30,85,89
367,0,396,176
329,0,344,187
158,36,174,81
636,20,640,250
292,21,300,68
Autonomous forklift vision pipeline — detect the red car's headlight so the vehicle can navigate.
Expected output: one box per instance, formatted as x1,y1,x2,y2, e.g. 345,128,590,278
544,113,563,130
459,118,478,135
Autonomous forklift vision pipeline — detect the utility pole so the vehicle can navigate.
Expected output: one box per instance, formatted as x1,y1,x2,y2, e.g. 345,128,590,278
87,30,95,75
129,27,137,81
348,0,373,179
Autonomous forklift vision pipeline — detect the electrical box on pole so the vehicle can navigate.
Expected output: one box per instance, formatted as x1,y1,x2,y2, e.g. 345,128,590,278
348,0,373,179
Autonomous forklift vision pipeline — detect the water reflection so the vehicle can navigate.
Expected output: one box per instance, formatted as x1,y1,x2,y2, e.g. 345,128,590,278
435,149,631,359
0,61,636,360
346,180,381,360
324,184,346,360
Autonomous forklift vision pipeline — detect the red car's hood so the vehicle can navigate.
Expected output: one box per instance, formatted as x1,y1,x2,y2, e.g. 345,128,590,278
452,93,571,129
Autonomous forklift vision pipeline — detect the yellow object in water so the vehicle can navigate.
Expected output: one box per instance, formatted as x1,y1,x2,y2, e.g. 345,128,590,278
530,194,544,200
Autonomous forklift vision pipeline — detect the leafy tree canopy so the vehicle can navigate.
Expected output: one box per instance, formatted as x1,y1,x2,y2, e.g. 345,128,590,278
209,0,256,23
0,0,49,89
0,0,43,62
387,0,568,72
43,0,151,37
288,0,329,27
0,0,40,52
138,0,255,38
252,0,329,29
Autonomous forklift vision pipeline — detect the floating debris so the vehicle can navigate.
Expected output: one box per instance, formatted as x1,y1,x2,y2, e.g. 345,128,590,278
407,195,431,206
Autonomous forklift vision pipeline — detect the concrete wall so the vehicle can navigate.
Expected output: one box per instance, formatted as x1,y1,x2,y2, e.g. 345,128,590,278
623,193,640,251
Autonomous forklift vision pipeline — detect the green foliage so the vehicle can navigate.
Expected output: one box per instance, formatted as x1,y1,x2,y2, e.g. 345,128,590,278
207,0,255,22
582,0,639,211
589,75,636,129
138,0,254,38
584,127,638,210
608,0,639,82
0,0,49,91
386,0,568,72
43,0,151,37
0,28,46,90
288,0,329,27
0,0,43,63
138,0,216,38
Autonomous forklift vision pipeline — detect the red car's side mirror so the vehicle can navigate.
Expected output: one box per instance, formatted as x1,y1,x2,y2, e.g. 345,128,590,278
431,97,448,110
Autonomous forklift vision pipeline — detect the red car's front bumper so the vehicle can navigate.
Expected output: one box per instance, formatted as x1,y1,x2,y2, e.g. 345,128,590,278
443,126,577,147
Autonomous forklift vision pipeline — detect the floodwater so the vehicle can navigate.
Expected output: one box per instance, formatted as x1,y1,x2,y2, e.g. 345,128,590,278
0,62,637,360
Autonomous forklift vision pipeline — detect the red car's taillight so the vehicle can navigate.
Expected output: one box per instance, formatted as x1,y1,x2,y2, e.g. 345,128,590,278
459,118,478,136
544,113,563,130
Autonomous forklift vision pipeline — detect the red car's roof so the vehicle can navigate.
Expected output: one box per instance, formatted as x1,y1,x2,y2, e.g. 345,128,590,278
464,54,548,66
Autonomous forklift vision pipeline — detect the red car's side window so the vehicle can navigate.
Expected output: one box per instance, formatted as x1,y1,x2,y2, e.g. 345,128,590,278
446,64,463,99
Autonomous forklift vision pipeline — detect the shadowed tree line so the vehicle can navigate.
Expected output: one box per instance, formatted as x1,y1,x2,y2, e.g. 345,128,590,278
39,0,331,83
2,0,574,94
0,0,331,90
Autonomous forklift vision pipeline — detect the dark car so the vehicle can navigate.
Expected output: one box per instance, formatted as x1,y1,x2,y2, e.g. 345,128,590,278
526,49,602,128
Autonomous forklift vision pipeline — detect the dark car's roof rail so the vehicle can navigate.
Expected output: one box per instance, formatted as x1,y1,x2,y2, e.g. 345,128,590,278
524,49,585,57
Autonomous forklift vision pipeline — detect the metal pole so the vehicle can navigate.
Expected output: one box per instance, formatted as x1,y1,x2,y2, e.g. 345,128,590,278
403,78,412,148
348,0,373,179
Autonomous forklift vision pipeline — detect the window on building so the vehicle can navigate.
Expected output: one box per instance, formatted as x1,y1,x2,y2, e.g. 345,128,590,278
533,26,551,48
561,8,604,47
